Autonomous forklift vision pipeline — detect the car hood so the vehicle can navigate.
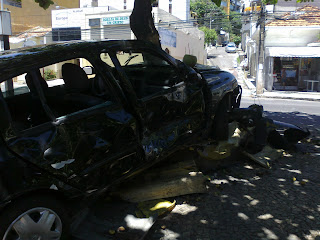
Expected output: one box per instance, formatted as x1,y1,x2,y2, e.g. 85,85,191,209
193,63,220,72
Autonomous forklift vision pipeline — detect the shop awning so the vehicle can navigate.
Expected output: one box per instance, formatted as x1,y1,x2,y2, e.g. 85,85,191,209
266,47,320,58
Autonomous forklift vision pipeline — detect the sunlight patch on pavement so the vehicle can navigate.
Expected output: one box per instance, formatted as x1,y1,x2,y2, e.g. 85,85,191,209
244,195,254,200
262,227,279,240
124,214,154,232
238,212,249,221
287,234,301,240
287,169,302,174
159,229,180,240
200,219,208,224
172,204,198,215
250,199,259,206
258,214,274,220
304,230,320,240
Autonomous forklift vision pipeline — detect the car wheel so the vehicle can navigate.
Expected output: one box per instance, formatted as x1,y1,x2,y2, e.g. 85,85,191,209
0,194,70,240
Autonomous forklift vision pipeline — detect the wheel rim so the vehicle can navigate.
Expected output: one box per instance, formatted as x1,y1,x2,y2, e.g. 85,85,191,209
3,207,62,240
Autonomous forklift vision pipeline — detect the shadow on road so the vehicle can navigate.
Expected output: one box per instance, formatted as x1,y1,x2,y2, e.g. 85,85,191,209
146,111,320,240
207,55,218,59
73,111,320,240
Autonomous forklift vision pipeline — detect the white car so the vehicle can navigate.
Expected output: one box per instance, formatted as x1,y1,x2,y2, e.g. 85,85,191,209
225,42,237,53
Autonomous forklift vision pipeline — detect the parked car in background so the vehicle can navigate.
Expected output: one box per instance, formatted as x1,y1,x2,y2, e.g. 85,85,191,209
225,42,237,53
0,40,242,239
221,40,229,47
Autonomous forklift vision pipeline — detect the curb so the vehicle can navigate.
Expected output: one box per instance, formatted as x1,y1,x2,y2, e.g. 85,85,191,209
256,94,320,102
237,68,320,102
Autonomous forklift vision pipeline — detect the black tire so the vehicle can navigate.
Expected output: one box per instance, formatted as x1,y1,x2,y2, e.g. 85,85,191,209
0,194,70,240
212,98,229,141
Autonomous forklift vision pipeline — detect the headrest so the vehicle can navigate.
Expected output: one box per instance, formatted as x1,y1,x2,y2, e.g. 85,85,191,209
62,63,90,93
25,70,48,95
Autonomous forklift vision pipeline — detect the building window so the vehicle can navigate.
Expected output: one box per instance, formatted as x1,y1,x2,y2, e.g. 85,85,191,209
92,0,98,7
124,0,127,9
89,18,100,27
52,27,81,41
169,3,172,14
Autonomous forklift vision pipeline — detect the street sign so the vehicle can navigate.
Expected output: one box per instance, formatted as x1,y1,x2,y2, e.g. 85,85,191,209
0,10,12,35
102,16,129,25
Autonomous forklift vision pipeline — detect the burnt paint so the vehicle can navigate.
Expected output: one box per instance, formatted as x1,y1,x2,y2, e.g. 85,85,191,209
5,102,139,192
0,40,241,204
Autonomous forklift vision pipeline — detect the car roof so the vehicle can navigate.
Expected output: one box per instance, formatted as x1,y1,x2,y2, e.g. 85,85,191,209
0,40,158,82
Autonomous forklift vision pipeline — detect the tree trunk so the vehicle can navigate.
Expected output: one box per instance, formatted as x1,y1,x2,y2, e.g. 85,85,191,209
130,0,161,47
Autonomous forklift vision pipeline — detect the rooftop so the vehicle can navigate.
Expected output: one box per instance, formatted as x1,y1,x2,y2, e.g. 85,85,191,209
268,5,320,27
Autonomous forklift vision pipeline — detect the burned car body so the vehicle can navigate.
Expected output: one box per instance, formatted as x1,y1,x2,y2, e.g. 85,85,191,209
0,40,308,239
0,40,242,239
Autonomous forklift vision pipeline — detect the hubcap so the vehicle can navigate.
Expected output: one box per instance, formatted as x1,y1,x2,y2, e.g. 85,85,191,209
3,207,62,240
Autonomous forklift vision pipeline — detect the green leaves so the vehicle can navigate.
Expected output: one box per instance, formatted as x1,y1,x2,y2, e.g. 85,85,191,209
199,26,217,44
212,0,222,6
34,0,54,10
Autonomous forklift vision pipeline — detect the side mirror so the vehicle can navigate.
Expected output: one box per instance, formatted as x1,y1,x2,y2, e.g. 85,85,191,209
82,66,95,75
183,54,197,68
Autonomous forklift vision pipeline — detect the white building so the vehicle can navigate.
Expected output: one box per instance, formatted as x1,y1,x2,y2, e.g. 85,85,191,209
79,0,190,21
51,1,206,63
241,1,320,92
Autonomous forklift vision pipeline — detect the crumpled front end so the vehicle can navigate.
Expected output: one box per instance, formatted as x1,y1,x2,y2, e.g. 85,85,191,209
196,104,310,171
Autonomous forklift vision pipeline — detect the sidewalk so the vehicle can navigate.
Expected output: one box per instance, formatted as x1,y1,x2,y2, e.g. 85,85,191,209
238,68,320,102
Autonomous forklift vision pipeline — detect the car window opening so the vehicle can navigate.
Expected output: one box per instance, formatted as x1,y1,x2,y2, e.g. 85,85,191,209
0,57,117,132
100,50,179,99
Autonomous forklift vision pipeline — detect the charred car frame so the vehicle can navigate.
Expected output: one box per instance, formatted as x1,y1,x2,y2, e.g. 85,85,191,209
0,40,308,239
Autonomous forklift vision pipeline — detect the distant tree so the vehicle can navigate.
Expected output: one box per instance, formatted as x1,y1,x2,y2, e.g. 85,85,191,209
230,33,241,45
199,26,217,44
33,0,54,9
190,0,224,27
229,11,241,36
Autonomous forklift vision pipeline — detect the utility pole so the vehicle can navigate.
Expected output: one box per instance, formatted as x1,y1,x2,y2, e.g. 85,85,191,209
0,0,11,52
227,0,230,20
256,4,265,95
0,1,13,92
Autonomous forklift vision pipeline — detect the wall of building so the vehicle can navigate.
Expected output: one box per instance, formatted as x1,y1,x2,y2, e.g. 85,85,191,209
51,5,204,63
153,8,205,63
4,0,79,34
158,0,191,21
265,26,320,47
83,10,133,40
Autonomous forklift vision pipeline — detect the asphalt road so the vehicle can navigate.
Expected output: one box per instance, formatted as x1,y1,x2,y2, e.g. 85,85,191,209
72,46,320,240
240,97,320,116
207,46,238,71
207,46,320,132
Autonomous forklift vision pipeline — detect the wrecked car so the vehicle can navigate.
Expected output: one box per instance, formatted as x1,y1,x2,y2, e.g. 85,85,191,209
0,40,307,239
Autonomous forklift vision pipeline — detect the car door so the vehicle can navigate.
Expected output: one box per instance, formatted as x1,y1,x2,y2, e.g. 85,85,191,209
3,63,140,192
108,48,206,162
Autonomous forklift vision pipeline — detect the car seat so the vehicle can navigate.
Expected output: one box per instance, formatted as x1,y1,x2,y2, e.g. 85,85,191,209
61,63,104,109
25,70,50,125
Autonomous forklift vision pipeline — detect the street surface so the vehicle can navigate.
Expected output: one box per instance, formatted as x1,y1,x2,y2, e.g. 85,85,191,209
145,47,320,240
74,47,320,240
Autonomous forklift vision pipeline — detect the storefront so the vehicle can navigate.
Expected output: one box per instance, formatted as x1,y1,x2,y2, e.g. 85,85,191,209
265,47,320,92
